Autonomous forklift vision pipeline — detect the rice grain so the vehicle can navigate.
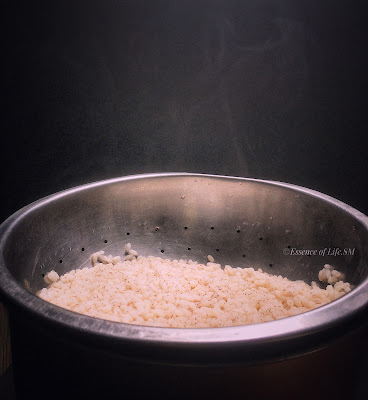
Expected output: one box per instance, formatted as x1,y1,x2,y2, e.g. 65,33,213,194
38,249,351,328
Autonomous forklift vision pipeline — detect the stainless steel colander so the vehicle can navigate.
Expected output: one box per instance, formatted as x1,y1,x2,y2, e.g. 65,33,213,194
0,173,367,399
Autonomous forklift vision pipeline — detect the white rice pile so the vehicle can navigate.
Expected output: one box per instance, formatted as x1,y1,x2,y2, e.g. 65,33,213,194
38,245,351,328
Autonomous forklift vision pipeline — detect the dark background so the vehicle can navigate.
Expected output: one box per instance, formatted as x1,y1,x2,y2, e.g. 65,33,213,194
2,0,367,224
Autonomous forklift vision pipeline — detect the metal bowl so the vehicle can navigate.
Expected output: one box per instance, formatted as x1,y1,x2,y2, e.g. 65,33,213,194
1,173,367,398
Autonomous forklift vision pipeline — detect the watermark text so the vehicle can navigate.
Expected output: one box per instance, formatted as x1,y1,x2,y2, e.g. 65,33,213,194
283,247,355,256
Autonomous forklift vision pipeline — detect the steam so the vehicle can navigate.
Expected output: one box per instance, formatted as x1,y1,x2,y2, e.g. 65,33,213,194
55,7,309,177
155,14,308,175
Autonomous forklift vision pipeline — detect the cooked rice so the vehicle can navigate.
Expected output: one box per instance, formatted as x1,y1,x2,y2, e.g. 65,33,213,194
38,248,351,328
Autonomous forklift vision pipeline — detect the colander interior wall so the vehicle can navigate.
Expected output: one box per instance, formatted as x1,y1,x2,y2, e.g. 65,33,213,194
3,174,367,294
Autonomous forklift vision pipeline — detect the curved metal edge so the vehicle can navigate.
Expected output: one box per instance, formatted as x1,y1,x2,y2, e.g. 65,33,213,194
0,173,368,364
